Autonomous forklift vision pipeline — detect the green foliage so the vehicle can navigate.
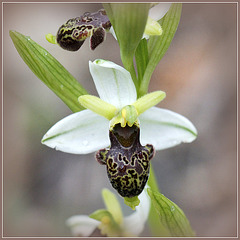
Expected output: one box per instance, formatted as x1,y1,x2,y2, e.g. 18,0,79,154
103,3,150,89
10,31,88,113
139,3,182,96
147,188,195,237
10,4,195,237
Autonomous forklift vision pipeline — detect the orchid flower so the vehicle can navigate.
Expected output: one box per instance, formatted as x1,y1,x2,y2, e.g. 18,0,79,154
42,59,197,155
46,4,172,50
66,186,151,237
42,59,197,202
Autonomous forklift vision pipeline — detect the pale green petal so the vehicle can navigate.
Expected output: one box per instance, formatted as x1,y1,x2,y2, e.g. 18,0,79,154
41,110,109,154
139,107,197,150
66,215,100,237
132,91,166,116
149,3,171,21
122,187,151,236
89,60,137,109
78,95,117,120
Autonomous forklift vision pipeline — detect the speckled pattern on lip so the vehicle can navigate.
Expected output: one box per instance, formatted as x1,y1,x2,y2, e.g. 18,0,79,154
96,123,155,198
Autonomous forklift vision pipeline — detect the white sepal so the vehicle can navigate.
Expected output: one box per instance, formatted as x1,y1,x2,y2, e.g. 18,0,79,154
89,60,137,110
66,215,100,237
41,110,109,154
139,107,197,150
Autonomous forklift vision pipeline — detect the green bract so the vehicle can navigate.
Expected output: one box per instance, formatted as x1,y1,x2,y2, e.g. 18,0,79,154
103,3,150,72
139,3,182,96
105,3,173,93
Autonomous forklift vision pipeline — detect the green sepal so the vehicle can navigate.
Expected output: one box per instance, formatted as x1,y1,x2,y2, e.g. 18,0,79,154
139,3,182,97
147,188,195,237
89,209,122,237
10,30,88,113
124,196,140,210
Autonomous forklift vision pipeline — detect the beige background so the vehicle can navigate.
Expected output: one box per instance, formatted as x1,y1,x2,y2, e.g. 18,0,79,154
3,3,237,237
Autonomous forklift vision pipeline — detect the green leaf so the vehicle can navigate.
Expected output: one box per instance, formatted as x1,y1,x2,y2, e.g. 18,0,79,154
9,30,88,113
139,3,182,96
147,188,195,237
103,3,150,89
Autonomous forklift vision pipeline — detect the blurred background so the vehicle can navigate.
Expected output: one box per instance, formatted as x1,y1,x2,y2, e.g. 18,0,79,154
3,3,237,237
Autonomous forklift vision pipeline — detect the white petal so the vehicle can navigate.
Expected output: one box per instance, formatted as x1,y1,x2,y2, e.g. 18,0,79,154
89,60,137,109
149,3,171,21
42,110,109,154
139,107,197,151
66,215,100,237
122,187,151,236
